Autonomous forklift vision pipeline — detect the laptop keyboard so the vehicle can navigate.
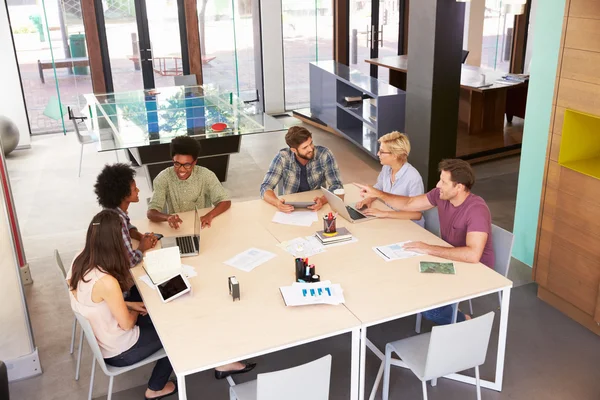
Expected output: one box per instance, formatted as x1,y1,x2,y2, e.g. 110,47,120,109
346,206,367,220
176,236,196,254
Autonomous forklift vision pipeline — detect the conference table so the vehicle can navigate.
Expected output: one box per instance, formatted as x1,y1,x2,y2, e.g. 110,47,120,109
131,185,512,399
366,55,527,136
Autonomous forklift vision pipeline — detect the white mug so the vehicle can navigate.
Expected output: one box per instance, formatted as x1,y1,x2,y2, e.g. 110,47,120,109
333,188,345,201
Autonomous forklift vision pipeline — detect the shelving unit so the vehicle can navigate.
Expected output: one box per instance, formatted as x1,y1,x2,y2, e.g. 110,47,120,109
309,60,406,158
559,109,600,180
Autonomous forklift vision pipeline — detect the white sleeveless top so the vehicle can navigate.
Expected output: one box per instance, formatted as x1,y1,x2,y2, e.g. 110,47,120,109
69,267,140,358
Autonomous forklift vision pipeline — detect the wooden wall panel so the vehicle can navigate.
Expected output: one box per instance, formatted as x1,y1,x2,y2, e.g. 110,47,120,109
557,78,600,115
547,241,599,315
565,17,600,52
569,0,600,19
549,133,561,162
561,48,600,85
553,106,566,135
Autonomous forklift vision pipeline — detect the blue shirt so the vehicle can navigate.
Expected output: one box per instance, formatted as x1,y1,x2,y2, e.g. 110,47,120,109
374,163,425,227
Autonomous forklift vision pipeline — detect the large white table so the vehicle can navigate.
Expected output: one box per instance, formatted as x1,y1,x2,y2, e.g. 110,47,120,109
132,185,512,399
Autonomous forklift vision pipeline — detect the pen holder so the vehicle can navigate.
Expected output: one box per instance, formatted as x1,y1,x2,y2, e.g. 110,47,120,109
295,258,305,281
323,215,337,234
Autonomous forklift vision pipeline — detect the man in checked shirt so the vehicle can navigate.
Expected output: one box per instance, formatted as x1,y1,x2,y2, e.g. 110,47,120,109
260,126,343,212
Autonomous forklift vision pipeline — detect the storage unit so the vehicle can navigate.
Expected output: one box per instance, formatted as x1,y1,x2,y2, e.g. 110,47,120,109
309,61,406,158
534,0,600,336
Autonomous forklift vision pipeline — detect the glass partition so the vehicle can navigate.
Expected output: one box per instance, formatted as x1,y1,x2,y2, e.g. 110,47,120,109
481,0,516,72
282,0,334,110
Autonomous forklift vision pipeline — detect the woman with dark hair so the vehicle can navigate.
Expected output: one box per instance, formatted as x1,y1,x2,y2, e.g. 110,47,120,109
69,211,255,399
69,210,177,399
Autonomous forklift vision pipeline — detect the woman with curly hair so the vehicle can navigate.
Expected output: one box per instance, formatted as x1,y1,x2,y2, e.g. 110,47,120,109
94,163,158,267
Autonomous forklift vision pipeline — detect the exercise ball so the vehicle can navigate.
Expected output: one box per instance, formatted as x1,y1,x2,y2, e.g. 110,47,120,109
0,116,20,156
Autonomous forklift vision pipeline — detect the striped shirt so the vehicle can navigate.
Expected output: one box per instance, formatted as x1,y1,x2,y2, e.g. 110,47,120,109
113,207,142,267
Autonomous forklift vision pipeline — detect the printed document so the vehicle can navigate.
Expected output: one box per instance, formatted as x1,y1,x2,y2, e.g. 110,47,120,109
272,211,318,227
373,241,420,262
224,248,277,272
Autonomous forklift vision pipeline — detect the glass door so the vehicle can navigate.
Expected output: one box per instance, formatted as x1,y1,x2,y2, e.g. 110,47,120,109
349,0,375,77
101,0,182,91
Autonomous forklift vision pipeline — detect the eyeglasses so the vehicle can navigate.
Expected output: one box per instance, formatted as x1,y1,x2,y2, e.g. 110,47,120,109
173,161,194,170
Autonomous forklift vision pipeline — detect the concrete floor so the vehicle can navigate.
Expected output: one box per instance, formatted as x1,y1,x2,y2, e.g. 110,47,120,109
6,119,591,400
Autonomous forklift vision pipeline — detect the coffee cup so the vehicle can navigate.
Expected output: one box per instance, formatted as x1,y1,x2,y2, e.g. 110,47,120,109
333,188,345,201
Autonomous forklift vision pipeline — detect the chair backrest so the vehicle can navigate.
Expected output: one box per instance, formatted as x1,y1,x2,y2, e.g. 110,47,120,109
174,75,197,87
54,249,67,279
0,360,9,400
256,355,332,400
423,207,440,238
461,49,470,63
73,311,112,376
423,312,494,380
491,224,514,278
67,107,86,144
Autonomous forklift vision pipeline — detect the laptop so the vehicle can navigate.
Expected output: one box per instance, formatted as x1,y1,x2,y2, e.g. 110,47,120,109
161,207,200,257
320,187,376,224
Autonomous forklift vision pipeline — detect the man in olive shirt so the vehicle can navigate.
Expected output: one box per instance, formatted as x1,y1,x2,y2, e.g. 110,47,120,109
147,136,231,228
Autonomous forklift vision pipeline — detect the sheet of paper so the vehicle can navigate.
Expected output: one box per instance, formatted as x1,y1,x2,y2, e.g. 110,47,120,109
280,280,345,306
143,247,183,283
139,274,156,290
373,241,420,262
181,264,198,278
278,236,326,258
224,248,277,272
272,211,318,227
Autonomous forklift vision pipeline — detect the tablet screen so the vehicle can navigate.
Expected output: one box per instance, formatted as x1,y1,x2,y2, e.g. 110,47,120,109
158,275,188,301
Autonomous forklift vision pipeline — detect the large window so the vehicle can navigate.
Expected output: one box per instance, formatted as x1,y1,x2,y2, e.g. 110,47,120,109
282,0,333,110
198,0,258,101
481,0,516,72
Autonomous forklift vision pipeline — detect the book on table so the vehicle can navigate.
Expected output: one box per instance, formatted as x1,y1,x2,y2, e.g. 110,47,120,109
315,227,353,245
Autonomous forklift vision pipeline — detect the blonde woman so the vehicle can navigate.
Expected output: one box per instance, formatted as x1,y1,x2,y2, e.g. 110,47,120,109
356,132,425,227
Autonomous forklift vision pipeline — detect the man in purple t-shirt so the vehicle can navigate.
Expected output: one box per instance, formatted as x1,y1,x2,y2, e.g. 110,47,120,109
355,159,494,324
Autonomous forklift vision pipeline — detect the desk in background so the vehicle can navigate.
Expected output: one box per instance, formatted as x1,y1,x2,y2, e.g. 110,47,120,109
366,55,527,136
131,185,512,399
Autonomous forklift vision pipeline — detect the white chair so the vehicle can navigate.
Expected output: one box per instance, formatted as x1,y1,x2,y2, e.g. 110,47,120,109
415,222,514,333
229,355,332,400
73,311,167,400
67,107,119,177
423,208,440,238
174,75,198,86
55,249,85,381
383,312,495,400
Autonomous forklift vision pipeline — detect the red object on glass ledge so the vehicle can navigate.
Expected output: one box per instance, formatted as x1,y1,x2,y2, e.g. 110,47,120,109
211,122,228,131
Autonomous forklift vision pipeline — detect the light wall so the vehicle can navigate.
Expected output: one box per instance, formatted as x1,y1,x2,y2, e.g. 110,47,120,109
0,1,30,148
512,0,567,266
0,172,32,361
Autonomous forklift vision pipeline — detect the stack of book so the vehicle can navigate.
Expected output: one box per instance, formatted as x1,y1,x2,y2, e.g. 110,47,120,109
315,227,353,245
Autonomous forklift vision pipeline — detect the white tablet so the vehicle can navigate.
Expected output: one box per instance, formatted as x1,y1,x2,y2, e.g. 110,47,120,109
156,274,191,303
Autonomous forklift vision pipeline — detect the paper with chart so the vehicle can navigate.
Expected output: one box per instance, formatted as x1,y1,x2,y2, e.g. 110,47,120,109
373,241,420,262
143,247,183,284
224,248,277,272
278,236,326,257
272,211,318,227
280,280,345,306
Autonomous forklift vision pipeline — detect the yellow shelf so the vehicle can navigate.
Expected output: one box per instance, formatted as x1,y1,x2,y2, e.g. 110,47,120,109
559,109,600,179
